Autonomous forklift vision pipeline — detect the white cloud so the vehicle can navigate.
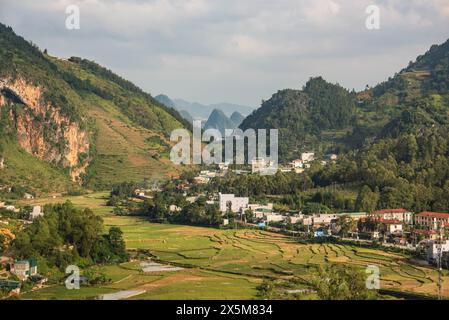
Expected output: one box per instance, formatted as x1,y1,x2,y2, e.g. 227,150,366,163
0,0,448,105
302,0,341,25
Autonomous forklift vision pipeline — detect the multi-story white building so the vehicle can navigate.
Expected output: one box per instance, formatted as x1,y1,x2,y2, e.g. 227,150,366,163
301,214,339,226
219,193,249,213
312,214,339,226
11,260,38,280
415,212,449,230
372,208,414,225
426,240,449,262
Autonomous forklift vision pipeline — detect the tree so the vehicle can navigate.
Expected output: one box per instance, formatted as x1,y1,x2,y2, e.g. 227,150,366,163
256,280,277,299
244,209,255,223
107,227,128,261
335,215,356,237
355,185,379,212
310,264,378,300
11,201,128,269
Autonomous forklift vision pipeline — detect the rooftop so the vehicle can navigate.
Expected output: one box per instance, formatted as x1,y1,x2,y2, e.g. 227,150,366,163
416,212,449,219
372,208,409,215
380,219,402,224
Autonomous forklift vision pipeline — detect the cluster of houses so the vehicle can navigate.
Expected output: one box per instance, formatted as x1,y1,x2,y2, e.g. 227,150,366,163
0,201,19,213
216,194,449,264
0,258,47,295
0,185,34,200
253,153,338,174
189,152,338,184
0,202,44,220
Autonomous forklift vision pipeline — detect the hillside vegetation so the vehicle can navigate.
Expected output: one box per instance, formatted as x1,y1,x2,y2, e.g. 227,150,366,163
0,23,188,193
239,39,449,212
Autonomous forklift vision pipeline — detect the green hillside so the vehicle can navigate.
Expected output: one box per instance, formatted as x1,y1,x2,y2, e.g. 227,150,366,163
240,77,357,159
0,23,187,194
238,38,449,212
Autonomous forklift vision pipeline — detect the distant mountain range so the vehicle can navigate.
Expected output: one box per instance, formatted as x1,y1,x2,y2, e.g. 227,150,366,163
155,94,254,121
230,111,245,127
203,109,244,134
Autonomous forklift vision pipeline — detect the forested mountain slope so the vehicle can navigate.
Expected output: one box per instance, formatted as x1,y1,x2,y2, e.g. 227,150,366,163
0,23,187,193
240,77,357,159
240,38,449,212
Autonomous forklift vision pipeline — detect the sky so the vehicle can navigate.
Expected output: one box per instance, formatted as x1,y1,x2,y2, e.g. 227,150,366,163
1,0,449,107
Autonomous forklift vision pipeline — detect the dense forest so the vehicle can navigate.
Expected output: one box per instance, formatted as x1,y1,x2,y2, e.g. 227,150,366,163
240,77,357,159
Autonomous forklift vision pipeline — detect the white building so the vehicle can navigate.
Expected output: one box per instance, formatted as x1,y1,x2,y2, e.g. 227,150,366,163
289,159,304,169
415,212,449,230
336,212,368,221
301,152,315,163
194,176,210,184
301,214,339,226
218,162,229,172
185,196,198,204
219,193,249,213
381,220,403,235
11,260,38,280
426,240,449,262
286,214,304,224
23,193,34,200
251,157,276,174
372,209,413,225
247,203,273,212
312,214,339,225
265,213,285,223
169,205,181,213
5,205,18,212
30,206,44,220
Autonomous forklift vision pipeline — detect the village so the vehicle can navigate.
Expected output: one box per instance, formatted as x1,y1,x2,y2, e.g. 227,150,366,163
1,151,449,298
0,202,47,295
130,153,449,270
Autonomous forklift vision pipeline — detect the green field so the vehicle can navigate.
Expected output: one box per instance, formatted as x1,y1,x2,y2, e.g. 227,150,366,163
20,193,449,300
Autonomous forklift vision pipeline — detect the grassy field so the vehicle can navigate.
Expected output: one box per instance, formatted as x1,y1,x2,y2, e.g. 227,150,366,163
0,140,75,195
20,193,449,300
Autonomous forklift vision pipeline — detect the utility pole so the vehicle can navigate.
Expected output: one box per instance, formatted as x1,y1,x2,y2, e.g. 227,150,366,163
437,221,443,300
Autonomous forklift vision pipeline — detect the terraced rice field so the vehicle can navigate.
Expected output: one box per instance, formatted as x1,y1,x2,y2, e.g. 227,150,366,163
22,194,449,300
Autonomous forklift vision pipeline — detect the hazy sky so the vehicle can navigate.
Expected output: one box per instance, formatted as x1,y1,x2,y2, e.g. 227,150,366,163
1,0,449,107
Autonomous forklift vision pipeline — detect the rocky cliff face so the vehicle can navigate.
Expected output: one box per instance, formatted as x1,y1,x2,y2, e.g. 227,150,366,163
0,78,90,182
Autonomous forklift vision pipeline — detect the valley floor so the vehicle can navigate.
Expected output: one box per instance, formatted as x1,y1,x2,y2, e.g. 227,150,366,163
19,193,449,300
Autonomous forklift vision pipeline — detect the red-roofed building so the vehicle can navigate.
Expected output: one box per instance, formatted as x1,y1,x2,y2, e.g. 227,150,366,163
371,208,413,224
412,229,439,241
415,212,449,230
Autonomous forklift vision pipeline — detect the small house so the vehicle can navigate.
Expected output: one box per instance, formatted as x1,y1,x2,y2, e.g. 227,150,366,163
30,206,44,220
11,259,38,280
